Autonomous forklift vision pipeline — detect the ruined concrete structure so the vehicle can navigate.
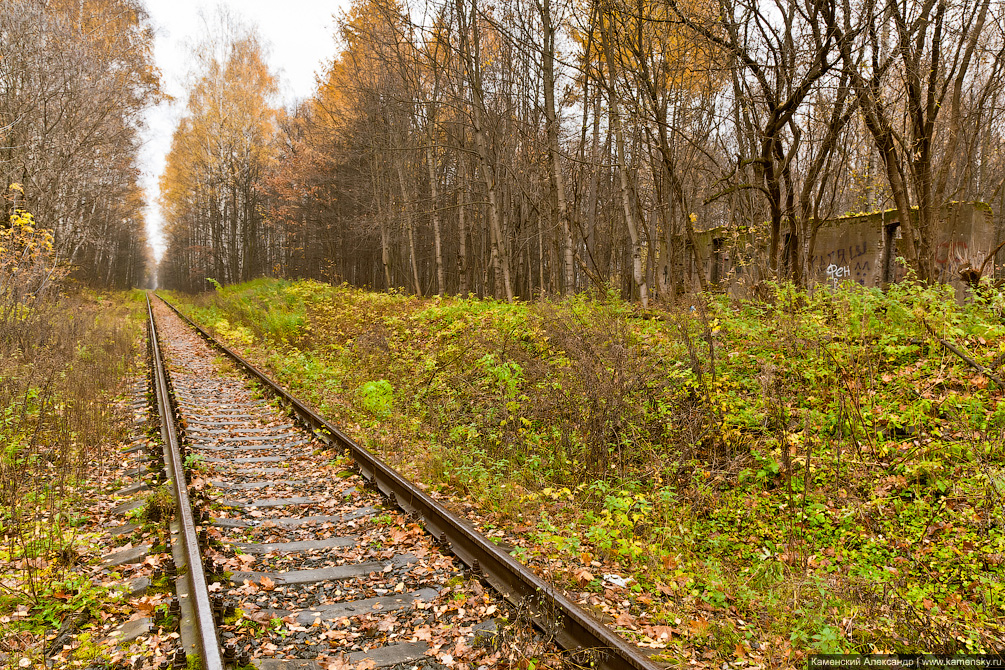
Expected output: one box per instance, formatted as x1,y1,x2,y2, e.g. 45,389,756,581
691,202,996,297
805,202,995,292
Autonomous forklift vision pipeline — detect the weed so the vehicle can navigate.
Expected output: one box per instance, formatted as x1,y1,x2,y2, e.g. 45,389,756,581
0,289,141,602
359,380,394,418
184,452,206,471
142,485,175,524
171,277,1005,654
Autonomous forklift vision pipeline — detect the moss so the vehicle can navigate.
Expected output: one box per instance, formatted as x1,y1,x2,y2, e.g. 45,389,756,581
224,608,244,625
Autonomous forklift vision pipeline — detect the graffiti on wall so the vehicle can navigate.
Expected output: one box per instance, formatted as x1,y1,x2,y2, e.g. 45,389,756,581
933,240,972,277
693,202,992,293
810,239,873,285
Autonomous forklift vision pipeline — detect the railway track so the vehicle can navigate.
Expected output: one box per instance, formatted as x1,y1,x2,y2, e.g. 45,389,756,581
146,294,659,670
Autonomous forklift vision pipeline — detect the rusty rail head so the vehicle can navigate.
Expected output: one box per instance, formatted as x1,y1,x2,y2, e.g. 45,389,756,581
147,295,225,670
155,294,661,670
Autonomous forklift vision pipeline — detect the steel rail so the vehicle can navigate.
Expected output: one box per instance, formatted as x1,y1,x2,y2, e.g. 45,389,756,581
156,293,660,670
147,295,226,670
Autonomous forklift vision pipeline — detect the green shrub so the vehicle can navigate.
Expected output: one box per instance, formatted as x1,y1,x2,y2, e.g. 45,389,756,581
359,380,394,418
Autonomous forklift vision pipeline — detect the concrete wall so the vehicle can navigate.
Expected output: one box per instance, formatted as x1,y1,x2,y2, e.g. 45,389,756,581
806,211,887,287
806,202,994,295
694,202,995,297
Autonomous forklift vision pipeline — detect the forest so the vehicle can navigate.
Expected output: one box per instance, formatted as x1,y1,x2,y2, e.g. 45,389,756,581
158,0,1005,302
0,0,157,289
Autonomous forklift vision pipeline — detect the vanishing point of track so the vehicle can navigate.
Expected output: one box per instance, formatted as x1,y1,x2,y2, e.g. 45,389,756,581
146,293,659,670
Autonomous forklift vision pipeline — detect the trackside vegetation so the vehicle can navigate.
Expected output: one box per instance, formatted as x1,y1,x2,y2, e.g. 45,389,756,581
171,278,1005,661
0,288,147,664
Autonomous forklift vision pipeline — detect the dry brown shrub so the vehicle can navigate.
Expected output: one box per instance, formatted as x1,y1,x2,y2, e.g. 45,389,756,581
0,209,141,599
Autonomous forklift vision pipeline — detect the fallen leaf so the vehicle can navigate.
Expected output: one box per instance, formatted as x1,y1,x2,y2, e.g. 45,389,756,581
247,609,273,624
133,597,158,615
689,618,710,636
614,611,636,628
650,625,674,641
324,657,352,670
260,576,276,591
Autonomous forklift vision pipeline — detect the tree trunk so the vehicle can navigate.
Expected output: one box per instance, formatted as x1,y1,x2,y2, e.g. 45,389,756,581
426,141,445,295
539,0,575,294
373,167,393,289
460,0,514,301
598,10,648,307
457,187,469,295
395,162,422,297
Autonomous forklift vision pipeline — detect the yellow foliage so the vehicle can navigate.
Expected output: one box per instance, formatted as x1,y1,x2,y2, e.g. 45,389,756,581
575,0,722,96
160,31,278,235
47,0,161,100
1,209,59,309
2,210,54,262
313,0,413,131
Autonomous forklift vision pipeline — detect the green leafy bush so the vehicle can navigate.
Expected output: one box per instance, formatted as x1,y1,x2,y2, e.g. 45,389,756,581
359,380,394,418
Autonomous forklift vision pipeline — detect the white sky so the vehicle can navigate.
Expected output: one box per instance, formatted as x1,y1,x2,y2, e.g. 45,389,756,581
139,1,352,261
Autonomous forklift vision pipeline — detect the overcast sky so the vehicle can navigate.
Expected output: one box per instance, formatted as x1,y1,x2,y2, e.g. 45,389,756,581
139,1,352,261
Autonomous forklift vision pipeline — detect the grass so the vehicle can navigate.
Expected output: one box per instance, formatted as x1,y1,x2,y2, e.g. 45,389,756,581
168,277,1005,659
0,287,146,664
